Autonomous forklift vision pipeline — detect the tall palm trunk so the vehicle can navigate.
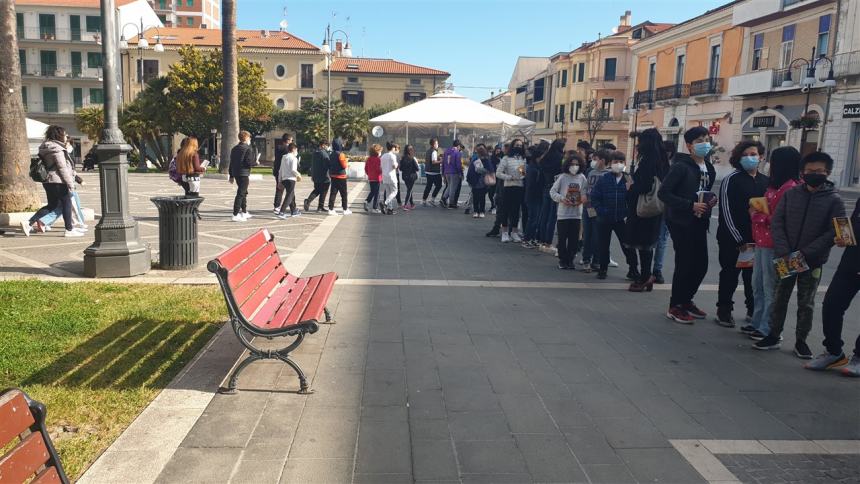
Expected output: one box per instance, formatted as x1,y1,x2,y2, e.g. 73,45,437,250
219,0,239,173
0,1,40,212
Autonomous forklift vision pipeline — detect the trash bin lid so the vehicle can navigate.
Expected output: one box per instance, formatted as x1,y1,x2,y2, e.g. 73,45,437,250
150,196,205,207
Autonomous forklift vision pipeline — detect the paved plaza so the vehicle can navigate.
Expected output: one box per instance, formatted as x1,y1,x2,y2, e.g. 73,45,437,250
2,173,859,483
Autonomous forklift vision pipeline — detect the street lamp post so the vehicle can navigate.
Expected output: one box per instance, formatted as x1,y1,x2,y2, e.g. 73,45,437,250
781,47,836,153
321,25,352,143
119,21,163,171
84,0,151,277
623,96,641,160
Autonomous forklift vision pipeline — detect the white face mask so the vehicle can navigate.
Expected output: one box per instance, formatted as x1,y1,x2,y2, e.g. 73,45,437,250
569,165,579,175
590,160,597,169
611,163,625,174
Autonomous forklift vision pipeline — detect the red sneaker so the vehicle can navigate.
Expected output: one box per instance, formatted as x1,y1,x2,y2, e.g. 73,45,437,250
666,306,695,324
683,302,707,319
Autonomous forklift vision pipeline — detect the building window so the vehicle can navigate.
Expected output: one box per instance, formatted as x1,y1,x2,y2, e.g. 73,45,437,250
89,88,104,104
18,50,25,74
160,0,166,8
675,54,685,84
21,86,27,110
38,14,56,39
341,90,365,106
73,88,83,110
561,69,568,87
604,58,617,81
187,0,194,5
276,98,285,110
573,100,582,120
818,14,831,56
601,98,615,117
536,109,544,123
300,64,313,88
558,104,566,123
780,24,795,68
274,64,286,79
410,78,421,85
632,28,643,39
85,16,101,33
87,52,103,68
186,17,194,26
137,59,159,83
300,96,313,107
347,76,359,83
16,13,23,38
752,33,764,70
403,92,426,104
647,62,656,92
533,78,545,102
709,44,721,79
577,62,585,82
40,51,57,76
42,87,58,112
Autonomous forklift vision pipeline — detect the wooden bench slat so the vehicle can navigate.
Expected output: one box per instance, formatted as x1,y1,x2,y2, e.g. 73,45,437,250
251,283,295,326
240,268,287,319
227,242,278,291
0,390,35,447
297,272,338,324
215,229,270,269
266,278,310,329
0,432,50,484
32,465,62,484
282,275,324,327
232,254,283,309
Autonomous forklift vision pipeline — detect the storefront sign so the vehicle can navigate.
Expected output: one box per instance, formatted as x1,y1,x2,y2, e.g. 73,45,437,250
844,104,860,119
752,116,776,128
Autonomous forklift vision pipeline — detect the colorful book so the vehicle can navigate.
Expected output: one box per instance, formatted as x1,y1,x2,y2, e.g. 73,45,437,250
833,217,857,246
773,251,810,279
566,183,582,205
736,244,755,269
749,197,769,215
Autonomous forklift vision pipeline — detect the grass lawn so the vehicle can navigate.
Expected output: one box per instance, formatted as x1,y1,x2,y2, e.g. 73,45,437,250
0,281,226,480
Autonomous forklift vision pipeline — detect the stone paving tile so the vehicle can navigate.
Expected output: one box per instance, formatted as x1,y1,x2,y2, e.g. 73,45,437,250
717,453,860,484
412,439,459,481
449,411,512,441
155,447,242,484
514,434,588,483
455,440,529,475
355,418,411,474
230,459,285,484
581,463,638,484
279,458,353,483
616,447,707,483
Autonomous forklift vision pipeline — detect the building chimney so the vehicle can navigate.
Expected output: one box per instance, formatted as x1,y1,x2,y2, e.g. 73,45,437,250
261,29,269,37
619,10,631,28
335,40,343,56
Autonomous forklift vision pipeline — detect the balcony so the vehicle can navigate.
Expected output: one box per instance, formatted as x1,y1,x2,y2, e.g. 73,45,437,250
21,64,103,80
20,27,101,43
771,66,805,88
689,78,724,97
24,102,86,115
588,75,630,90
633,90,653,107
654,84,689,103
833,50,860,78
728,70,773,96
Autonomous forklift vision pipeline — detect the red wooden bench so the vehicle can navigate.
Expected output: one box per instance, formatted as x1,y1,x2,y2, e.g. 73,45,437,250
0,388,69,484
208,229,337,394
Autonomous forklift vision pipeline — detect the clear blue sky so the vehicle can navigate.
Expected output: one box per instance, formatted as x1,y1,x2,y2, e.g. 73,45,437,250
237,0,729,102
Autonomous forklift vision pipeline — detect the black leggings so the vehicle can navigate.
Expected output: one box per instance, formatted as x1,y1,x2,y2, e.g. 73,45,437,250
30,183,73,231
279,179,297,214
487,184,497,209
233,176,249,215
472,187,487,213
328,178,348,210
403,174,417,205
423,174,442,200
501,186,523,231
556,219,581,266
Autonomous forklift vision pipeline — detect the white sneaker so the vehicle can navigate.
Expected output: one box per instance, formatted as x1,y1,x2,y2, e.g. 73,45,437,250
511,232,522,243
43,223,51,232
328,209,337,216
372,209,382,214
501,232,511,243
231,214,245,222
242,212,253,219
479,213,485,218
609,258,619,268
65,229,85,237
491,208,497,215
343,209,352,215
473,212,479,218
74,224,88,232
363,201,369,211
20,220,31,237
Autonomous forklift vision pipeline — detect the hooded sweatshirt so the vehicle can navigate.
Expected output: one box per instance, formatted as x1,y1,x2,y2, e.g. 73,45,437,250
550,172,587,220
771,181,846,268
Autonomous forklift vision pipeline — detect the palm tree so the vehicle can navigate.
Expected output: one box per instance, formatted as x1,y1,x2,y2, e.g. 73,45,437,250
0,2,40,212
220,0,239,173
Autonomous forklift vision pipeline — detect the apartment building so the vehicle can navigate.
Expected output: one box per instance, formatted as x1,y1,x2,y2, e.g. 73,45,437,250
727,0,838,157
327,56,448,108
173,0,218,28
481,90,512,113
630,1,744,160
146,0,176,27
15,0,161,156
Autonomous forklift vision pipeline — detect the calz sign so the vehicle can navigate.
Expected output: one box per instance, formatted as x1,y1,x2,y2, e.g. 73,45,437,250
844,104,860,119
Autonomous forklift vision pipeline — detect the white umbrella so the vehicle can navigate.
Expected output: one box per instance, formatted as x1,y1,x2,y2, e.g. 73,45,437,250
26,118,50,140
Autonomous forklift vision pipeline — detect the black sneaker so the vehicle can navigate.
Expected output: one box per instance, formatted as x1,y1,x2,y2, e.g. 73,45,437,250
653,271,665,284
715,308,736,328
558,262,568,270
753,334,782,350
626,269,640,281
739,325,756,335
794,340,813,360
303,198,310,212
486,229,500,237
596,271,608,280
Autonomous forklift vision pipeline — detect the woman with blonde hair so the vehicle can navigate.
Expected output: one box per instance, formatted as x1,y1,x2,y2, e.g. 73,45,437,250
178,136,204,197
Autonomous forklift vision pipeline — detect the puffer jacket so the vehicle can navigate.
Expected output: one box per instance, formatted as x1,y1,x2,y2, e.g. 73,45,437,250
771,181,846,268
590,171,629,222
39,140,75,188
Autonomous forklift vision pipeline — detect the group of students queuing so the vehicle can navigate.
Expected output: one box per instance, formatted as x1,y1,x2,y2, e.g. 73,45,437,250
457,127,859,378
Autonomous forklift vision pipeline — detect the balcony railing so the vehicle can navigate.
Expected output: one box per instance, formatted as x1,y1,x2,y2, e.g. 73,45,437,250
588,75,631,83
16,25,24,39
23,101,94,115
771,66,804,88
833,50,860,78
689,78,724,96
654,84,689,102
21,27,100,42
633,90,653,107
21,64,103,79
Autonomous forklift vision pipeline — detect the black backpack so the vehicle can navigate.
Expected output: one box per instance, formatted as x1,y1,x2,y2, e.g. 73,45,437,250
328,150,344,174
29,154,50,183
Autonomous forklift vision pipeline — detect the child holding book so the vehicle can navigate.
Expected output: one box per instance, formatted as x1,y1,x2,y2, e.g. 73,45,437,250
550,154,588,269
754,152,846,358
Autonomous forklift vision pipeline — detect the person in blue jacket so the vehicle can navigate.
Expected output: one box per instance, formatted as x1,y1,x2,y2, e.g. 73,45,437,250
589,151,637,280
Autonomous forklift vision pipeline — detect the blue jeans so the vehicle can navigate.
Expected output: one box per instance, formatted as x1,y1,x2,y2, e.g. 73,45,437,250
523,197,542,241
538,189,558,244
581,214,599,265
39,190,85,227
750,246,776,334
652,218,670,273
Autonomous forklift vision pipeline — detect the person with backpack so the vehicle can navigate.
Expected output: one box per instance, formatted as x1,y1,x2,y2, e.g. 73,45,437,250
328,138,351,215
272,133,292,214
22,126,83,238
303,140,331,212
178,136,205,199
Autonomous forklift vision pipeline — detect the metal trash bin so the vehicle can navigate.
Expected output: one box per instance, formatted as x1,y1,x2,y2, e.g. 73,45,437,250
150,196,204,270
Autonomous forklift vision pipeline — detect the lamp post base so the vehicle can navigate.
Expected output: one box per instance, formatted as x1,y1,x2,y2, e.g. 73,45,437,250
83,142,152,278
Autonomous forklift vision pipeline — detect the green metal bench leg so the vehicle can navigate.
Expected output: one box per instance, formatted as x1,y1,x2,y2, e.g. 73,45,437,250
219,352,263,394
278,354,314,394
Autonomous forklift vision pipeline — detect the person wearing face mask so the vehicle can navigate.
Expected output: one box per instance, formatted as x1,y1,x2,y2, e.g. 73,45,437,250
466,144,494,218
495,141,527,243
658,126,717,324
580,149,612,272
380,142,400,215
304,140,332,213
229,131,256,222
549,154,588,269
486,142,515,237
589,151,638,280
753,151,845,358
714,141,770,327
651,140,678,284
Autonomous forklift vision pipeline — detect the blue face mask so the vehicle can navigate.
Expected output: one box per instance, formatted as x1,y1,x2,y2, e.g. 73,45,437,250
693,142,711,158
740,155,759,171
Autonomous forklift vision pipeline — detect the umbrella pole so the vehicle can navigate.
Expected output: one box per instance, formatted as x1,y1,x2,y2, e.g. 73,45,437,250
406,122,409,144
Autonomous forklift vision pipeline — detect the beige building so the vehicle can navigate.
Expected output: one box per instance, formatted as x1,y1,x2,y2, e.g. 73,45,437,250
145,0,218,28
327,56,448,108
481,90,512,112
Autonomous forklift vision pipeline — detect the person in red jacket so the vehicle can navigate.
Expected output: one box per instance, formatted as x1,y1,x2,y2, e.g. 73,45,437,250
364,144,383,213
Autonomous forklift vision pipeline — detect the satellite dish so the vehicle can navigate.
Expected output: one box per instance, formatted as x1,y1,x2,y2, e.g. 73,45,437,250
279,19,288,30
371,126,384,138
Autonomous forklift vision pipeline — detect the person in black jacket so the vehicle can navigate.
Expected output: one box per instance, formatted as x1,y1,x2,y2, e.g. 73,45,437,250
272,133,292,213
806,198,860,376
715,141,769,327
304,139,331,212
400,144,420,209
658,126,717,324
537,138,565,246
229,131,255,222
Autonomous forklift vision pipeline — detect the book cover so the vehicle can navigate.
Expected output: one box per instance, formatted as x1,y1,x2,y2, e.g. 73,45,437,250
833,217,857,246
736,244,755,269
773,251,810,279
749,197,769,215
566,183,582,205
